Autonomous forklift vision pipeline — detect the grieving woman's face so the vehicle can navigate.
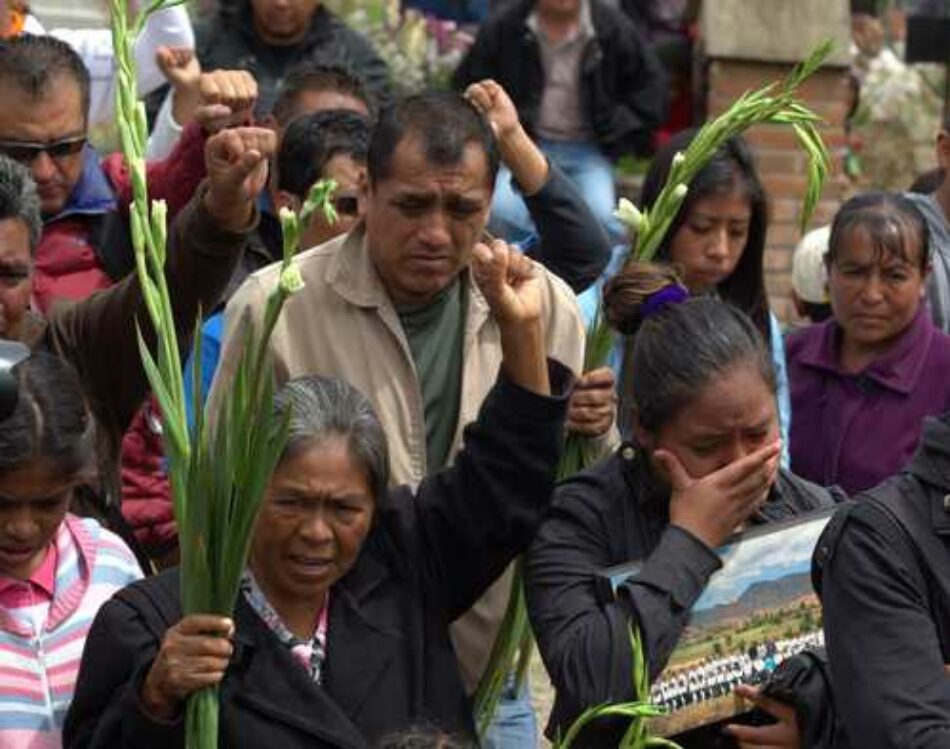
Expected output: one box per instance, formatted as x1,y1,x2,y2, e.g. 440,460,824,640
642,363,779,480
250,437,375,605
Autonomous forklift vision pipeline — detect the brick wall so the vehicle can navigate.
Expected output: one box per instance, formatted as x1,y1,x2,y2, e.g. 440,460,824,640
707,59,850,324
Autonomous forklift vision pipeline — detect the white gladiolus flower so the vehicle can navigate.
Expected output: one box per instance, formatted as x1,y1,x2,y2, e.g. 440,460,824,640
614,197,644,232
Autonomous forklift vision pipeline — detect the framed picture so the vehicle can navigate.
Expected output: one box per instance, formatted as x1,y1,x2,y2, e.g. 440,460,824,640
595,507,836,738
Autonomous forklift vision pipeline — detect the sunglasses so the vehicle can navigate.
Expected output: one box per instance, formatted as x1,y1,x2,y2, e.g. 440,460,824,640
0,135,87,164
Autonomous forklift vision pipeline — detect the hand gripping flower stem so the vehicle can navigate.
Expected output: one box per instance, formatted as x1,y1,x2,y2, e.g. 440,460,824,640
110,3,329,748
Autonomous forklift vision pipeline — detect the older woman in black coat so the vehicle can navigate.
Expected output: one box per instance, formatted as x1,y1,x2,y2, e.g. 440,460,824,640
63,242,571,749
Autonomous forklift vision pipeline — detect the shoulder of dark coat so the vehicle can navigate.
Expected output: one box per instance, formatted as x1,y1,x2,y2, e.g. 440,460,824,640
775,469,841,513
109,567,183,634
551,450,630,524
589,0,640,33
811,474,920,595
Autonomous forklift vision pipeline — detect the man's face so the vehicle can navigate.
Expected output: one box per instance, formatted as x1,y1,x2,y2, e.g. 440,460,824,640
536,0,582,19
0,77,86,217
0,217,32,339
362,135,492,307
251,0,319,45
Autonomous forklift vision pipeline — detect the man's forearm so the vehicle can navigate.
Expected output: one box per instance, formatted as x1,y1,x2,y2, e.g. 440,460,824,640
498,127,549,197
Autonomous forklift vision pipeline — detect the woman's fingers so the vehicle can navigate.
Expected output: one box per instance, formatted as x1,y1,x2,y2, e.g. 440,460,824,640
176,615,234,638
653,449,694,492
713,441,782,489
727,456,779,504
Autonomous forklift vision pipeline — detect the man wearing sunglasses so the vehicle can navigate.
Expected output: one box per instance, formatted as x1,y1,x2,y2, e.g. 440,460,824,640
0,34,257,314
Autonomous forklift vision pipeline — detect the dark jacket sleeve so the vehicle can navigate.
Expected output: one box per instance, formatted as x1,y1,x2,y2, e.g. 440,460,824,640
47,183,255,441
63,593,184,749
104,123,208,221
588,13,668,158
821,501,950,749
451,16,503,92
382,360,572,622
522,162,612,293
525,471,720,731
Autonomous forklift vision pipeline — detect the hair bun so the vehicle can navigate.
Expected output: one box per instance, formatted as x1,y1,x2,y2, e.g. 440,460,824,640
604,262,687,336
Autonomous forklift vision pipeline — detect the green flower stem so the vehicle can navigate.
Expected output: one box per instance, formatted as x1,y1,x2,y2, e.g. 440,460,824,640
478,41,835,745
110,4,336,749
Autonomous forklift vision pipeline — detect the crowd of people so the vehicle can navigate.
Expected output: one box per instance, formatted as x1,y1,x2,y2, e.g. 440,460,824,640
650,632,826,714
0,1,948,749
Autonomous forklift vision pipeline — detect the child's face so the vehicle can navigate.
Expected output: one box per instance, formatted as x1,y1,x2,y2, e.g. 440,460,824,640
828,225,926,353
668,187,752,293
0,460,74,579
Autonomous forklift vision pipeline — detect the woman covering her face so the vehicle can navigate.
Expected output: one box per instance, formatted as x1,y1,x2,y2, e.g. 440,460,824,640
786,192,950,494
62,243,573,748
630,131,791,462
526,262,840,748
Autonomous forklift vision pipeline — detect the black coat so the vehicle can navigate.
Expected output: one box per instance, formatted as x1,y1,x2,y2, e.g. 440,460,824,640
63,365,571,749
195,2,391,117
816,414,950,749
453,0,667,160
526,445,839,748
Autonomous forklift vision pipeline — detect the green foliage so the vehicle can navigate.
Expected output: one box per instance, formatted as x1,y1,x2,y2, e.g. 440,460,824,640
554,627,681,749
110,3,329,748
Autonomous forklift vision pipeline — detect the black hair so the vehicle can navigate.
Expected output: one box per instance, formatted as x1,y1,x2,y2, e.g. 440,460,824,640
271,63,372,127
908,167,946,195
0,155,41,255
0,34,91,121
605,262,776,434
800,301,833,323
640,129,772,345
826,191,930,273
367,90,499,188
0,351,92,476
277,110,369,198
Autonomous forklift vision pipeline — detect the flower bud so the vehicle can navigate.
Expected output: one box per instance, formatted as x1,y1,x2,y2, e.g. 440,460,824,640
131,157,147,202
671,183,689,204
671,151,686,169
129,205,145,256
151,199,168,265
279,264,305,295
614,197,644,232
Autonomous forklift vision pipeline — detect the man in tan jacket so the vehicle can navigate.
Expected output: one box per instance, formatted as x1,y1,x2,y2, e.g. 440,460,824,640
211,87,611,743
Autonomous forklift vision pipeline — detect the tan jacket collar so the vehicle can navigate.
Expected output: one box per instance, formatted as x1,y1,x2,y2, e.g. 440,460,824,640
325,224,491,327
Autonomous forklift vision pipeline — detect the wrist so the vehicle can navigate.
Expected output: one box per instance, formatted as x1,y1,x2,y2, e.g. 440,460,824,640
171,86,201,125
669,518,721,551
202,188,254,233
499,318,548,395
140,675,178,721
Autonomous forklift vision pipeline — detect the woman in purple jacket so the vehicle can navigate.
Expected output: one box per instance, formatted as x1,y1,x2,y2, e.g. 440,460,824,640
787,192,950,494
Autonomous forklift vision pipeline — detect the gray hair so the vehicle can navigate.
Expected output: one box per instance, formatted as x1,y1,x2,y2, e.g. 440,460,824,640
274,375,389,502
0,155,42,255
